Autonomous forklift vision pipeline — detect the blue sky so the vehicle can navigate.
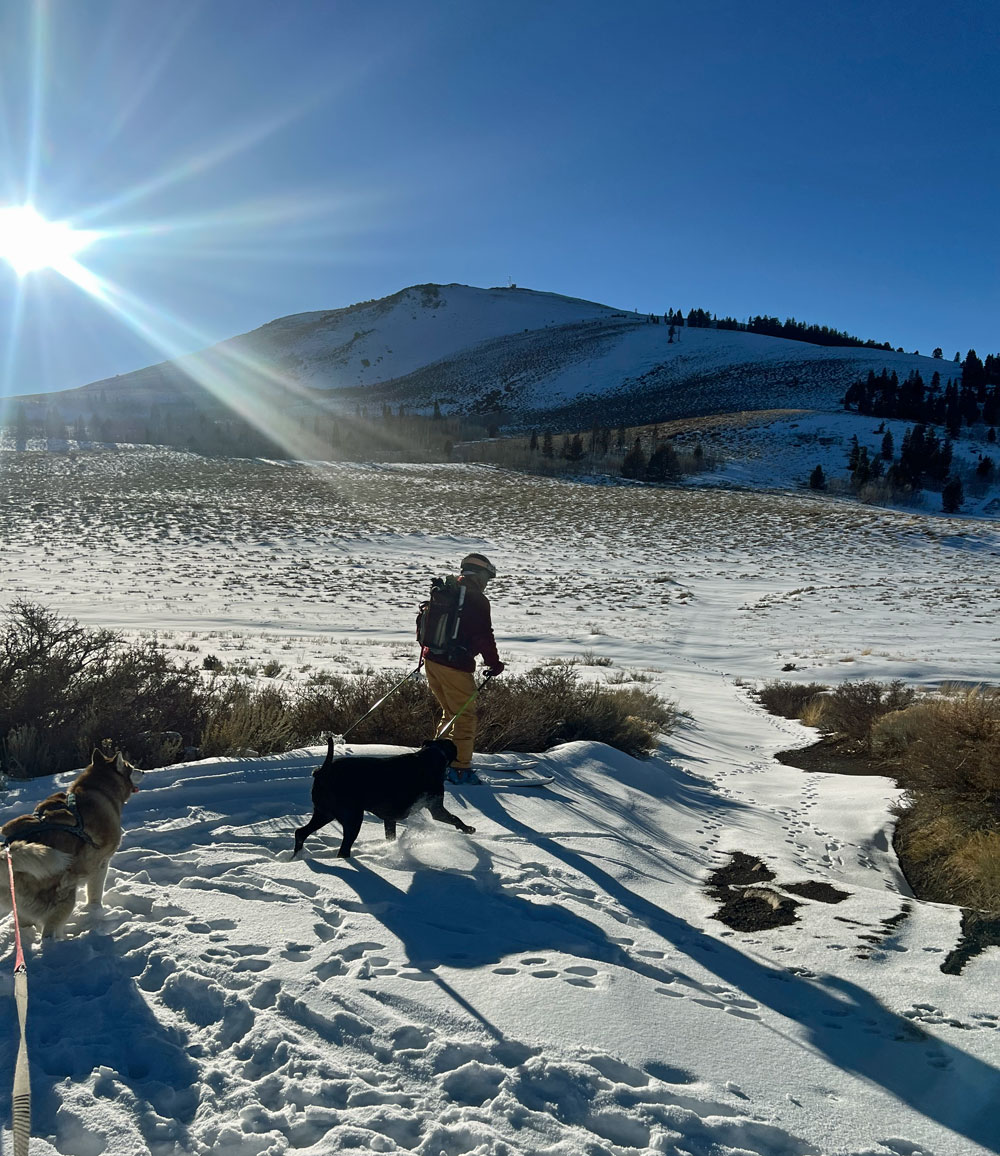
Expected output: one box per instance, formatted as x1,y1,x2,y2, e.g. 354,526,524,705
0,0,996,398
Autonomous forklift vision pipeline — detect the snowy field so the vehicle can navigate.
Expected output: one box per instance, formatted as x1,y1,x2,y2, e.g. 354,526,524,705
1,446,999,1156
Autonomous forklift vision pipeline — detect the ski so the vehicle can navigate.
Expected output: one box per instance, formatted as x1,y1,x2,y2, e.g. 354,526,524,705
448,758,554,788
474,772,553,788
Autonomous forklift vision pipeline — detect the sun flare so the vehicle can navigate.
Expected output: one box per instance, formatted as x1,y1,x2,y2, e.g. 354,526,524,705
0,204,97,276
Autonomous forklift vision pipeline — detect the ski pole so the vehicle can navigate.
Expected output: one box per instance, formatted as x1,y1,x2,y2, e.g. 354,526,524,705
435,673,493,740
329,662,423,747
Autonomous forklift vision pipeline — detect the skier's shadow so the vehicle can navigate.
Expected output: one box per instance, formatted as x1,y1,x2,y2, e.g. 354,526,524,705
490,809,1000,1154
315,843,683,991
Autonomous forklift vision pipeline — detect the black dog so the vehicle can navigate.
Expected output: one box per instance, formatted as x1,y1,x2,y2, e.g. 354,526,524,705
293,737,475,858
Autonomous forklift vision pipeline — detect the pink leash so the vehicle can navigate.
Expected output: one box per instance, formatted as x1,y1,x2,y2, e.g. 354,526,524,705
6,853,30,1156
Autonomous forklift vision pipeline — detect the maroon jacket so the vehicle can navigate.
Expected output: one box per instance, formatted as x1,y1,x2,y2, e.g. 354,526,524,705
421,577,500,673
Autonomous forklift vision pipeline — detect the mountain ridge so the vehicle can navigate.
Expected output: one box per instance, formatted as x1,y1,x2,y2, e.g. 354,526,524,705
6,283,967,432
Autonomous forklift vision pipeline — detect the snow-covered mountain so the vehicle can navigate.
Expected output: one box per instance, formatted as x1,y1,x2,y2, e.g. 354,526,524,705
11,284,957,429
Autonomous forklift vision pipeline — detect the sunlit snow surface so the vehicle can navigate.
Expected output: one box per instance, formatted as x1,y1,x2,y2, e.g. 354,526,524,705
0,446,998,1156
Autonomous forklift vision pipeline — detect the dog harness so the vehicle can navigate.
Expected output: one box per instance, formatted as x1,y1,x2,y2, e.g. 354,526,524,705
3,791,97,848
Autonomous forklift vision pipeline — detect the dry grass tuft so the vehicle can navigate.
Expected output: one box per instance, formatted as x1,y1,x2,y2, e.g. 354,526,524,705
875,686,1000,793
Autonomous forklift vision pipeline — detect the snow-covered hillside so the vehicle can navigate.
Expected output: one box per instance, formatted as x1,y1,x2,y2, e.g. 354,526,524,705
1,451,999,1156
8,285,958,430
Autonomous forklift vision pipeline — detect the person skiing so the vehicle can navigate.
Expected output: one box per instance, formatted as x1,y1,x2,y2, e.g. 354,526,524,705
419,552,504,783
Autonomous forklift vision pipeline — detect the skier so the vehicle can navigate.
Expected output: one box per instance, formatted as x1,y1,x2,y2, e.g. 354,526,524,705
419,553,504,783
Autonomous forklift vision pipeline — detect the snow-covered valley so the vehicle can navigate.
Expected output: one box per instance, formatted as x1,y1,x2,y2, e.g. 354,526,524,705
0,447,998,1156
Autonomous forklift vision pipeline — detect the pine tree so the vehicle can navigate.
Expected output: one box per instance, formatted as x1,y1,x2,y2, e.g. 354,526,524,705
942,476,964,513
529,430,538,453
564,433,585,462
647,442,680,481
808,464,826,490
621,438,646,479
880,430,894,460
542,430,554,458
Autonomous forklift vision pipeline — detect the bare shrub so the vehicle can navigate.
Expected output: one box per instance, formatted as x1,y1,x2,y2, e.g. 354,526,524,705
819,680,916,746
476,667,679,757
123,730,184,770
894,797,1000,911
893,798,969,904
0,600,680,773
291,666,678,758
290,672,437,747
0,600,206,777
755,680,829,720
2,725,60,779
875,686,1000,793
888,686,1000,912
200,683,295,757
943,831,1000,911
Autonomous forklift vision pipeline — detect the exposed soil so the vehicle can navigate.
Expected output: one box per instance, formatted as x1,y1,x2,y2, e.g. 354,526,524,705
783,881,850,904
775,734,884,777
707,852,849,933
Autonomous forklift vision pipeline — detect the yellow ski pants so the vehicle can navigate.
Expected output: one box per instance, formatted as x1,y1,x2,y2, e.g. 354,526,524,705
424,659,478,769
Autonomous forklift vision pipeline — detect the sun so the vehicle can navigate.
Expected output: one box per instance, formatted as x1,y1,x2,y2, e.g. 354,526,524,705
0,204,97,277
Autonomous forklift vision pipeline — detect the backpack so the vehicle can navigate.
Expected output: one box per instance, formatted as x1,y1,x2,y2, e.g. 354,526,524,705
416,576,466,661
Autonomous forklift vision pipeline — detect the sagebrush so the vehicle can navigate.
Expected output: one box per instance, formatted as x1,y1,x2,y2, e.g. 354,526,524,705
0,602,678,777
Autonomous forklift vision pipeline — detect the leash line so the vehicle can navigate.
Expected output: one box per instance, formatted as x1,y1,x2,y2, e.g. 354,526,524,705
6,853,31,1156
334,662,424,744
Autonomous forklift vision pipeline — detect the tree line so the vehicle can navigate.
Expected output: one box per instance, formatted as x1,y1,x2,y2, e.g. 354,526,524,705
662,308,997,361
842,353,1000,434
3,399,497,463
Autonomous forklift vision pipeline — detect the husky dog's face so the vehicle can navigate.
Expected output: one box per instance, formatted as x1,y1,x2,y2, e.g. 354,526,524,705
92,748,144,795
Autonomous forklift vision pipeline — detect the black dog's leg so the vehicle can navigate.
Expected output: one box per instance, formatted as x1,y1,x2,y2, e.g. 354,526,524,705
293,811,336,856
337,807,365,858
383,819,397,841
428,796,476,835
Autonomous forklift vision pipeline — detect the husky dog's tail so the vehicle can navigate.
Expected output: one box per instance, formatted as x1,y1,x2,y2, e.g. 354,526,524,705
3,844,74,881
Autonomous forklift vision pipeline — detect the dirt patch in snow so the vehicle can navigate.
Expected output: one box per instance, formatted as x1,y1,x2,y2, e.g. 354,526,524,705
706,852,849,933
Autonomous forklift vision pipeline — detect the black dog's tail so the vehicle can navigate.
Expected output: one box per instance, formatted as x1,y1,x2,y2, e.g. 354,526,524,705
312,735,336,777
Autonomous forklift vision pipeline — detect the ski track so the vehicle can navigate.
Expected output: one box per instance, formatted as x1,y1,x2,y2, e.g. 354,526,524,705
0,450,998,1155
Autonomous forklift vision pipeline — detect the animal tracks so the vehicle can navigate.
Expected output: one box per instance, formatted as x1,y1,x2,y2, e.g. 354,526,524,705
492,956,603,987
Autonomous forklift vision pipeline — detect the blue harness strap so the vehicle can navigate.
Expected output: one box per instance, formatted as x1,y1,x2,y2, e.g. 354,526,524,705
3,791,97,849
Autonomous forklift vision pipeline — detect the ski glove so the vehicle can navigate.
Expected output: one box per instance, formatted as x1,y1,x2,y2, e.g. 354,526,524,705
485,662,505,678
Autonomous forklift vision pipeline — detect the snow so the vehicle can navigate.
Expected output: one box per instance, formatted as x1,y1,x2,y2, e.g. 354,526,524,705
1,447,999,1156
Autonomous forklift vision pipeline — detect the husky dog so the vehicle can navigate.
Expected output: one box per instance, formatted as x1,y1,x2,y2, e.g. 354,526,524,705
293,737,474,858
0,749,144,938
